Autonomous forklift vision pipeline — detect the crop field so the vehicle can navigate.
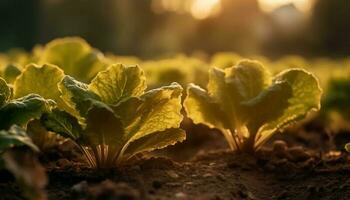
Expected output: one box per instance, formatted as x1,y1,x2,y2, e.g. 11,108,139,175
0,37,349,199
1,0,350,199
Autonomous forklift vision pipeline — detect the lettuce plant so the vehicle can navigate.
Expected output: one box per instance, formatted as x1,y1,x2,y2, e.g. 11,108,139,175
12,63,70,150
0,125,39,156
211,52,242,69
41,64,185,168
0,125,47,200
39,37,108,82
0,66,50,197
184,60,322,152
142,55,209,89
0,77,54,130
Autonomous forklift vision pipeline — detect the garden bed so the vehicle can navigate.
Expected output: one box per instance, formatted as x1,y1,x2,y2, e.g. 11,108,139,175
2,121,350,200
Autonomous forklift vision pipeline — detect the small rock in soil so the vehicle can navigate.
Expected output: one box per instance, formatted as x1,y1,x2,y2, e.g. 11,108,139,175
165,182,181,187
216,173,226,182
71,181,88,194
175,192,188,199
203,173,213,178
273,140,288,157
287,146,311,162
166,170,179,178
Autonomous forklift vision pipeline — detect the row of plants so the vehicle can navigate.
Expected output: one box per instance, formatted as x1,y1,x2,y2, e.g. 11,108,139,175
1,37,349,199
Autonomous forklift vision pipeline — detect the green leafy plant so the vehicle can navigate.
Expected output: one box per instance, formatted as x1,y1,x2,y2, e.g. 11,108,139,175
41,64,186,168
211,52,242,69
11,63,69,150
0,125,39,156
323,78,350,118
39,37,108,82
0,125,47,200
142,55,209,89
0,77,54,130
184,60,322,152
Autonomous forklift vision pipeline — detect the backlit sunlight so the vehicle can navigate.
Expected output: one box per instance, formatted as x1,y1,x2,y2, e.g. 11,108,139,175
151,0,221,20
258,0,314,13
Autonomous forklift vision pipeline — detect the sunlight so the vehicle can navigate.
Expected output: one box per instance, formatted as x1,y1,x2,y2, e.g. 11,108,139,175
151,0,221,20
258,0,314,13
190,0,221,19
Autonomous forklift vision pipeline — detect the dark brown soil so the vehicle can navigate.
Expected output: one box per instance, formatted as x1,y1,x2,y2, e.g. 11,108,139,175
1,118,350,200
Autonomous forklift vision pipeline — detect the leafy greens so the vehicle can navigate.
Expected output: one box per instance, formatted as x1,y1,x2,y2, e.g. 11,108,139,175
41,63,186,168
184,60,322,152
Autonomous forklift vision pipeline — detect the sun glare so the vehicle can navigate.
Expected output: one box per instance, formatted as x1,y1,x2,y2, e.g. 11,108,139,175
151,0,221,20
258,0,314,13
190,0,221,19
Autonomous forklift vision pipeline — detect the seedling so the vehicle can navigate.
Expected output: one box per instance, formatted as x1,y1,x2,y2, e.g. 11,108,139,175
41,64,185,168
184,60,322,153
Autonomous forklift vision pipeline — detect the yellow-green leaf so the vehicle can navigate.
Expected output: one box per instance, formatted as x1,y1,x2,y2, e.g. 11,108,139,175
83,102,124,149
0,125,39,153
0,94,55,129
40,37,106,82
123,128,185,160
89,64,146,104
184,84,228,129
0,77,11,107
13,64,66,109
255,69,322,148
127,83,183,142
225,60,271,101
59,75,100,119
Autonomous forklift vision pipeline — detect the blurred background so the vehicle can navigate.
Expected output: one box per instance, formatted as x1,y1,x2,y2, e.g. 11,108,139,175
0,0,350,59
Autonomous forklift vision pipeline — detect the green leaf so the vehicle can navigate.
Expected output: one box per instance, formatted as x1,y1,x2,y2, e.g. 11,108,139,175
255,69,322,147
89,64,146,104
40,37,106,82
0,94,55,129
225,60,271,101
83,102,124,148
0,125,39,153
241,81,293,131
3,64,21,84
40,109,83,141
184,60,322,152
345,143,350,153
123,128,186,159
141,56,208,89
207,67,228,102
125,82,183,142
184,83,229,129
59,75,100,118
13,63,66,109
0,77,12,107
211,52,242,69
112,97,143,129
44,70,185,167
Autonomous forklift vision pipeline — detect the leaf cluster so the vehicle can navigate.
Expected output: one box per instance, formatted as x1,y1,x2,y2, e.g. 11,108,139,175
184,60,322,152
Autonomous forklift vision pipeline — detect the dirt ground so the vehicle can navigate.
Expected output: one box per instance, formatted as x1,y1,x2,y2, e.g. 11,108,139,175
1,118,350,200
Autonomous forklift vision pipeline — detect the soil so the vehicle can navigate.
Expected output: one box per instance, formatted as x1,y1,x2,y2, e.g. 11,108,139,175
1,117,350,200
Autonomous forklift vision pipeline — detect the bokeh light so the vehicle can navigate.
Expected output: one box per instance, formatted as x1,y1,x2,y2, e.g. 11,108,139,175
258,0,315,12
